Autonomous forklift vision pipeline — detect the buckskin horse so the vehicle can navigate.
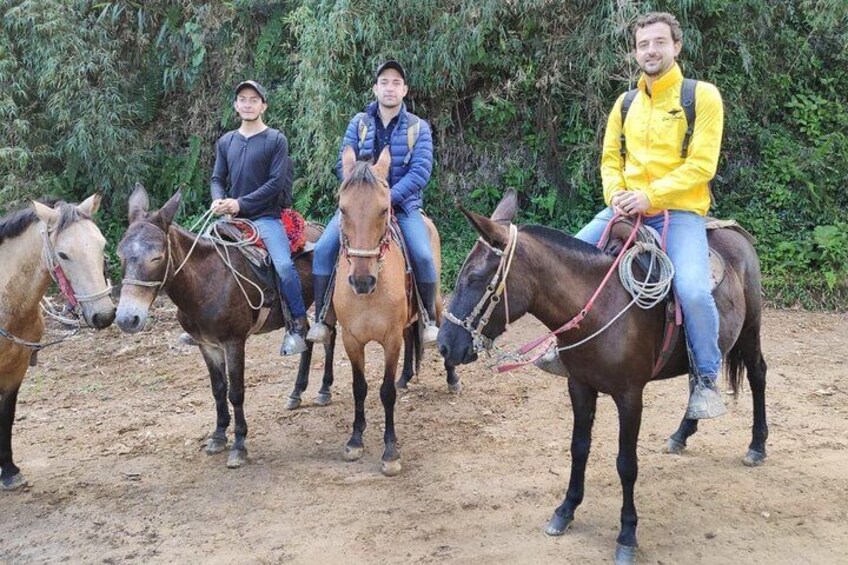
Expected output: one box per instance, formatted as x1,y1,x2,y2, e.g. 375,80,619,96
1,195,116,490
334,147,458,476
437,190,767,564
115,184,335,468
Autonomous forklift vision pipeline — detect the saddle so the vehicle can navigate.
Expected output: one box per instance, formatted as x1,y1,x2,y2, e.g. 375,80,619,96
601,215,756,377
211,211,322,334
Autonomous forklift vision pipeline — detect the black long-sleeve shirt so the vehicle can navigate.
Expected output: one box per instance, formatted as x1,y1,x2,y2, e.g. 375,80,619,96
210,127,287,219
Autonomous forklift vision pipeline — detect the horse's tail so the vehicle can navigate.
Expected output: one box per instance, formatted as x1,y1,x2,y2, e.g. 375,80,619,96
725,340,746,396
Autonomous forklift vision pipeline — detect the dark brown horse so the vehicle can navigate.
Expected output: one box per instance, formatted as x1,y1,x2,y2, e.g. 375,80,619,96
115,185,335,468
333,147,458,476
438,190,767,564
1,195,116,490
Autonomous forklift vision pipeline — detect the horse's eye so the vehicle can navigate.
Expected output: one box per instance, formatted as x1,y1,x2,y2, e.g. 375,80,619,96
380,208,389,217
150,256,164,263
339,208,346,217
58,252,70,261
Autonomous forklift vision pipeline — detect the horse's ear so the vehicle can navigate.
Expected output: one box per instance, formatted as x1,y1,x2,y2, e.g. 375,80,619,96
31,200,59,227
155,189,182,228
491,188,518,223
373,147,391,181
77,192,101,217
459,204,509,249
128,183,150,223
341,145,356,180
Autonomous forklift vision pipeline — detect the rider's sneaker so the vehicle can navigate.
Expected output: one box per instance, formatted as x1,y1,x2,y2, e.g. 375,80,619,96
685,375,726,419
281,317,309,356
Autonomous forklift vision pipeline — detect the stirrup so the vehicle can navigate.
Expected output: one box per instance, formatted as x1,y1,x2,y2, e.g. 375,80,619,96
533,346,569,377
179,332,198,347
307,322,332,344
685,376,726,419
281,332,308,356
422,322,439,348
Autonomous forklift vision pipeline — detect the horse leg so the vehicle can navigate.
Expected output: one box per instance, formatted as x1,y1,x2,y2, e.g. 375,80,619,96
665,417,699,454
286,342,314,410
611,390,644,565
224,343,248,468
343,340,367,462
1,386,27,490
380,334,403,476
445,360,461,393
546,380,598,535
397,325,414,391
741,330,768,466
199,345,230,455
316,327,336,406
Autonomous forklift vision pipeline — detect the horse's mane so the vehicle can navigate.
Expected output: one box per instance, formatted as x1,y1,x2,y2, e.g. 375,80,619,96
0,198,86,246
521,224,606,260
338,159,386,195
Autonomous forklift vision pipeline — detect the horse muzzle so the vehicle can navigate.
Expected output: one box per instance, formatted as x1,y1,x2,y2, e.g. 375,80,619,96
348,275,377,295
437,323,478,365
82,303,116,329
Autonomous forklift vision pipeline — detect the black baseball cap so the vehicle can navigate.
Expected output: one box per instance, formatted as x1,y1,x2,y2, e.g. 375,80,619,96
374,60,406,83
234,80,267,102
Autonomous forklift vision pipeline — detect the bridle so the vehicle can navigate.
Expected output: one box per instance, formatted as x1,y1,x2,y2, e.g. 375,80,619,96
443,223,518,353
339,188,393,264
120,223,176,293
41,224,112,309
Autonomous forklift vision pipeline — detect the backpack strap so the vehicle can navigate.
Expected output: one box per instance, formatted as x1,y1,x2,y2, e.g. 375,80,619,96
680,78,697,158
404,114,420,166
355,112,370,150
619,88,639,160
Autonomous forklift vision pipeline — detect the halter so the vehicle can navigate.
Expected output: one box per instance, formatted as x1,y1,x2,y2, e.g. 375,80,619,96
120,224,176,292
41,225,113,309
443,223,518,353
339,193,394,263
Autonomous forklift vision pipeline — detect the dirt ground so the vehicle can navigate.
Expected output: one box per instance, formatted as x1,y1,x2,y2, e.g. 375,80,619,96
2,302,846,564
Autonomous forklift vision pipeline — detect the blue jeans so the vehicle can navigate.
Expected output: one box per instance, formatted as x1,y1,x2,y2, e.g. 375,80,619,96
253,216,307,319
313,208,438,284
575,207,721,378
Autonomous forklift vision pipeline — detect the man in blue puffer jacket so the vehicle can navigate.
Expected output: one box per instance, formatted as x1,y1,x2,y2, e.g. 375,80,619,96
308,60,439,347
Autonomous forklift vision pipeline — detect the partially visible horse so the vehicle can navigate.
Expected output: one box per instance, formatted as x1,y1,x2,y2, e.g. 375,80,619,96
115,185,335,468
438,190,767,564
333,147,458,476
1,195,116,490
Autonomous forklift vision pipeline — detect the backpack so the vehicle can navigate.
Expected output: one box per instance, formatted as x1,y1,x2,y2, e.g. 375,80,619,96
355,112,421,166
224,129,294,209
619,78,697,161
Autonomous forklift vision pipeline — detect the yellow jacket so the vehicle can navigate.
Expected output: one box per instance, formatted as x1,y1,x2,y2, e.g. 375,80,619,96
601,63,724,216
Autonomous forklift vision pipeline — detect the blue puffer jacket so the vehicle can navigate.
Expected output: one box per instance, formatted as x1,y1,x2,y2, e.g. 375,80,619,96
336,102,433,215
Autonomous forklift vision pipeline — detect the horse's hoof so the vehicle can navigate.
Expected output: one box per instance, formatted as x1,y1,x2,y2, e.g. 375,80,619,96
448,381,462,394
397,380,410,392
743,449,767,467
1,472,28,491
343,445,364,462
315,391,332,406
381,459,402,477
205,436,227,455
663,436,686,454
544,512,573,536
614,543,638,565
286,395,302,410
226,449,247,468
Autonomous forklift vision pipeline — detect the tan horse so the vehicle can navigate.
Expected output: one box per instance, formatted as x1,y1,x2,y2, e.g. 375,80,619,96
1,195,115,490
334,147,456,476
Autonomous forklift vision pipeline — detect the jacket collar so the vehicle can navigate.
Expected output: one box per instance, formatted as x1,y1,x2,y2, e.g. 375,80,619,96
637,63,683,97
367,101,407,123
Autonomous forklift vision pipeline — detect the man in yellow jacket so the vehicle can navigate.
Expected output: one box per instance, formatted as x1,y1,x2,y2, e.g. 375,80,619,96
576,12,726,419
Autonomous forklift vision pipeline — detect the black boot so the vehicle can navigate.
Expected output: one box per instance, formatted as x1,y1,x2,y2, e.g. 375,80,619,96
418,281,439,348
307,274,332,344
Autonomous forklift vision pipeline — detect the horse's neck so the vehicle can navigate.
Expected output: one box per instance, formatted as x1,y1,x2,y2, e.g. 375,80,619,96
162,225,225,311
522,232,616,331
0,223,52,320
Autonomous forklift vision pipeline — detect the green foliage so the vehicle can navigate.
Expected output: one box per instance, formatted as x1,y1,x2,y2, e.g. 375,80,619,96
1,0,847,308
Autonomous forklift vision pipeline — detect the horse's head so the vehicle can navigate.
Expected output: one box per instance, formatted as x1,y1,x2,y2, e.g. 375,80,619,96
337,146,392,295
116,184,181,333
438,189,531,365
32,193,116,329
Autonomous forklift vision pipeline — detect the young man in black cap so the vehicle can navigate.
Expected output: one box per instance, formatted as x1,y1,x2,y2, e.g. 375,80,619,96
210,80,308,356
308,60,439,347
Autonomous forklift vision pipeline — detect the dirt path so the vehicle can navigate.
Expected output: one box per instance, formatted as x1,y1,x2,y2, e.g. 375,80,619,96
2,305,846,564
